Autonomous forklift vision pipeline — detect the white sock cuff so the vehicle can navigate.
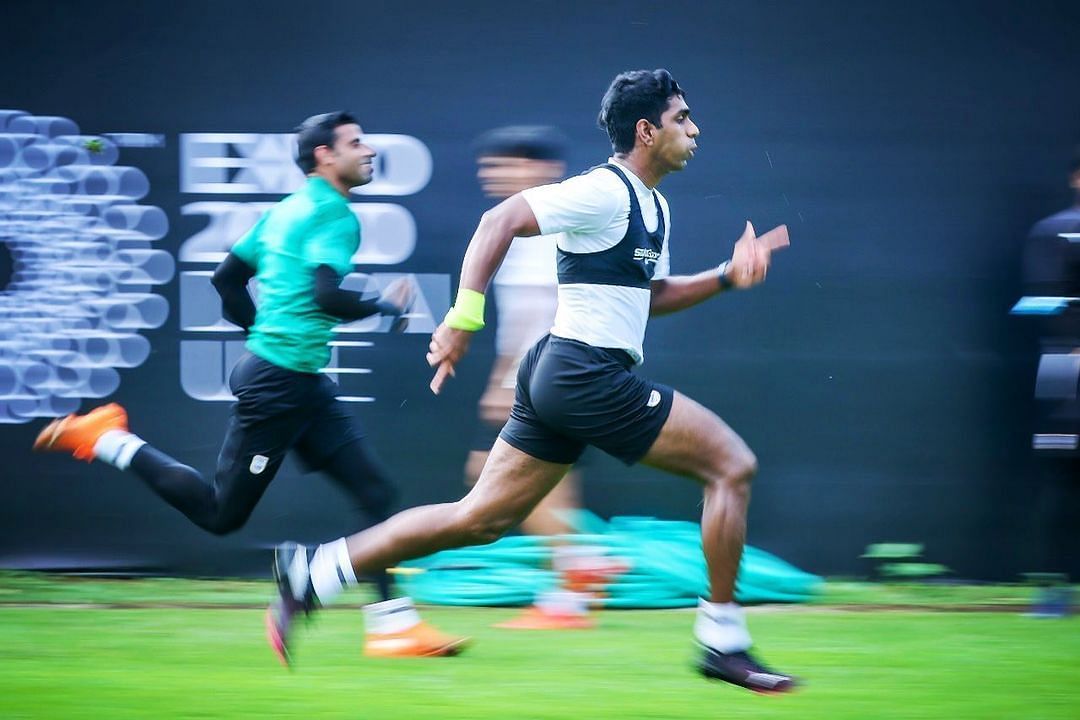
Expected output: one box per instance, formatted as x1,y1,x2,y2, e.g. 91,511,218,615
695,598,752,653
363,596,421,634
698,599,745,623
309,538,356,606
364,596,415,616
115,437,146,470
93,430,146,471
328,538,356,585
535,590,589,615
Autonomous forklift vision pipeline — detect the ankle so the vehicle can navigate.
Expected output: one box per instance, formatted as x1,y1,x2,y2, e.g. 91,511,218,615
694,598,752,653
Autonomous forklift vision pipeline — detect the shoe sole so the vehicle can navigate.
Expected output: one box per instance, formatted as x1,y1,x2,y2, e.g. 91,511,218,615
267,543,299,668
32,404,128,456
699,666,797,695
431,637,469,657
364,636,470,658
265,607,291,667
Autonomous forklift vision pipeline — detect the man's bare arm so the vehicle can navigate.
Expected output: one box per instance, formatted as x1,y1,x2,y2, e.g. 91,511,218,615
649,270,730,316
428,194,541,394
456,195,541,293
650,223,789,316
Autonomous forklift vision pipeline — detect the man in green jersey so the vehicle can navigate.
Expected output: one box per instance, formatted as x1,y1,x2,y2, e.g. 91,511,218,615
34,112,466,658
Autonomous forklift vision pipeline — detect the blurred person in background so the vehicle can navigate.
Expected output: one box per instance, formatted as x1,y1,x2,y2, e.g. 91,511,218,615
465,125,577,537
466,126,608,630
1021,144,1080,606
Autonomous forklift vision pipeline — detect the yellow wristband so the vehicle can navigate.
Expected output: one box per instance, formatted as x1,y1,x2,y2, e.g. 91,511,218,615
444,288,485,331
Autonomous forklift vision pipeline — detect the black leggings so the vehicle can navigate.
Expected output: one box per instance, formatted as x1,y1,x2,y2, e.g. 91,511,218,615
130,437,398,601
129,436,398,536
127,354,401,600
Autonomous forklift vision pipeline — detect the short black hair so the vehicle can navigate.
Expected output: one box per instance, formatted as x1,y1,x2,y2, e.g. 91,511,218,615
597,69,685,154
473,125,567,161
294,111,359,174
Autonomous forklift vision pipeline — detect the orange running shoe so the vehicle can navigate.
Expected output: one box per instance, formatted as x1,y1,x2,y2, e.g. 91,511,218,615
32,403,128,462
495,606,594,630
363,621,470,658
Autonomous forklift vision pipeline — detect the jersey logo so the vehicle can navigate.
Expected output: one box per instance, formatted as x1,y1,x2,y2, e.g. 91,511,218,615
633,247,661,265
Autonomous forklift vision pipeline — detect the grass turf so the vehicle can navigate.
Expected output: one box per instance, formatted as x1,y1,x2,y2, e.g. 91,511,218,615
0,571,1057,607
1,595,1078,719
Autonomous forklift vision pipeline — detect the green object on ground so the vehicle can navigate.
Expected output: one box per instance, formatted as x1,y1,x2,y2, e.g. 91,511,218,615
861,542,950,580
399,515,822,607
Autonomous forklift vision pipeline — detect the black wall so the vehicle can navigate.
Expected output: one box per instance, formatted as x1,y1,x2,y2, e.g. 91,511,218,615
2,0,1078,580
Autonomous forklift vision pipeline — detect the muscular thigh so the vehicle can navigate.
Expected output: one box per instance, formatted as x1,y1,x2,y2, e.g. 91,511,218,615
460,438,571,525
640,391,753,483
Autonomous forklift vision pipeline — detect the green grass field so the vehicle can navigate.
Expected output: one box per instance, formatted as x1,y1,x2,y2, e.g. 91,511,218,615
1,574,1077,719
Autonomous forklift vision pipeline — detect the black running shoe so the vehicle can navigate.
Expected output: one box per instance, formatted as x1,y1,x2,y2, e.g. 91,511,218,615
265,542,317,667
698,647,797,694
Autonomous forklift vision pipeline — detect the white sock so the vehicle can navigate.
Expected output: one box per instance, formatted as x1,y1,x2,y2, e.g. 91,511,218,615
308,538,357,606
363,597,421,635
93,430,146,470
694,599,753,653
535,590,589,616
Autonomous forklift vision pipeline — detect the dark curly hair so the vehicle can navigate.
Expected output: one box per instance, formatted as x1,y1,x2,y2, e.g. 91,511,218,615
597,69,685,154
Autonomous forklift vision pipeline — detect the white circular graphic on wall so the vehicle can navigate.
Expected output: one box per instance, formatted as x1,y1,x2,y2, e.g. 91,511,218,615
0,110,173,423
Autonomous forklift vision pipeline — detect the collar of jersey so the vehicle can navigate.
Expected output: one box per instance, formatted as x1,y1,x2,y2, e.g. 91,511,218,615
607,156,656,196
305,175,349,205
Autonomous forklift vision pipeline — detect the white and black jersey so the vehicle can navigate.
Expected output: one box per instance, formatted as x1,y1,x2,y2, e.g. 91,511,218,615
501,159,676,467
522,157,671,364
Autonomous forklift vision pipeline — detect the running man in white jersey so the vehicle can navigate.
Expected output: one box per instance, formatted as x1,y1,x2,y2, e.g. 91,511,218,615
268,69,795,693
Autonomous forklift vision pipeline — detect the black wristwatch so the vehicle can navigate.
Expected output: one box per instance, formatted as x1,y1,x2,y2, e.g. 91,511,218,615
717,260,735,291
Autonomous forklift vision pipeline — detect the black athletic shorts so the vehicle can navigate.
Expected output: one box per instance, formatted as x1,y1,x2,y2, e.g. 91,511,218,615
499,334,674,465
225,352,361,475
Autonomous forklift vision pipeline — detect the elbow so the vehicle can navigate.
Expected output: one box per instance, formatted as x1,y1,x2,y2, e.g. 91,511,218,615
210,267,227,293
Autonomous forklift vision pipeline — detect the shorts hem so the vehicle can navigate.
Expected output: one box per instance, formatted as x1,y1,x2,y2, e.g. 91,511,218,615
498,429,581,466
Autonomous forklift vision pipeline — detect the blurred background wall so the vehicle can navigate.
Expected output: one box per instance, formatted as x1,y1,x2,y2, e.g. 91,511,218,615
1,0,1078,580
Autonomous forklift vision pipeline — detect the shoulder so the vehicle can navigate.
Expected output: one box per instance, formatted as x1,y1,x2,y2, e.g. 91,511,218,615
578,165,633,194
531,166,628,209
310,194,357,232
1030,208,1080,238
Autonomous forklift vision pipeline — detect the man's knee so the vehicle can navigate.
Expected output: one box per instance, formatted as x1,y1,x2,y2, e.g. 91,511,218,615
712,443,757,491
194,495,253,536
356,481,399,523
453,503,516,545
734,447,758,482
198,507,251,536
468,514,516,545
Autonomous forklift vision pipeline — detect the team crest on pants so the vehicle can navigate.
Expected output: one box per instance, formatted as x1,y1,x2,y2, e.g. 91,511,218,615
250,455,269,474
